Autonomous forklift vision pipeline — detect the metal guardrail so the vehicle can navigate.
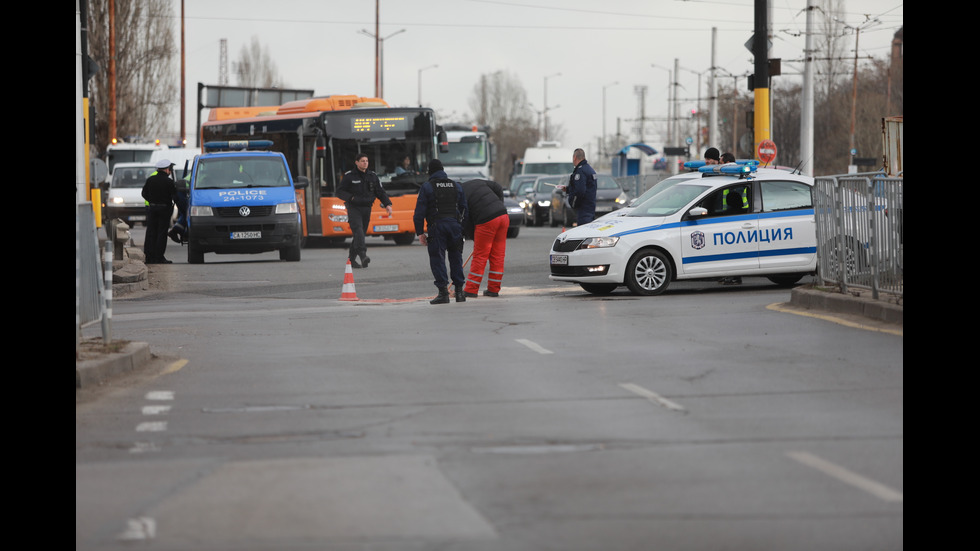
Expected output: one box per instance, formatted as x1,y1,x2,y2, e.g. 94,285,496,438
813,172,903,299
76,203,111,353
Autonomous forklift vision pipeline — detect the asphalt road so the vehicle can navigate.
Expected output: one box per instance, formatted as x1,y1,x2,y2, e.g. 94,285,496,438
77,225,903,551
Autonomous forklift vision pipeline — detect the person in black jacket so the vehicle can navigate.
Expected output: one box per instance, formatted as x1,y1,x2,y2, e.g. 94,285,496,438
337,153,393,268
414,159,468,304
460,179,509,297
141,159,178,264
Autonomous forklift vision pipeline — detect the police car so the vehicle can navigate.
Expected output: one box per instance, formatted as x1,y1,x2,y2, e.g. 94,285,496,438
549,162,817,295
184,140,308,264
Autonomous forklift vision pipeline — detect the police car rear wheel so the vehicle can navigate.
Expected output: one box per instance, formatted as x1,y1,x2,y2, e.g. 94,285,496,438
625,249,671,296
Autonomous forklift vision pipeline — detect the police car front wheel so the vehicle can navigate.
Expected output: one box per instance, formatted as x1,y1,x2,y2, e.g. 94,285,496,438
625,249,671,296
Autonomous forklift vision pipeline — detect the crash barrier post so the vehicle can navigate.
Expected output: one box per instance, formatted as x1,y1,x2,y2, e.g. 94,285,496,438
813,172,903,299
76,203,109,351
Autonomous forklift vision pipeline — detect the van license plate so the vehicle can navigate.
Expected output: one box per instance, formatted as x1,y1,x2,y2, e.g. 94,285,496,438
129,215,145,221
550,254,568,265
373,224,398,232
231,231,261,239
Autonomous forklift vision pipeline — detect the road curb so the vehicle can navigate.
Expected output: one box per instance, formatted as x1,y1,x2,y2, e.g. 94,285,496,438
76,341,151,389
789,286,903,326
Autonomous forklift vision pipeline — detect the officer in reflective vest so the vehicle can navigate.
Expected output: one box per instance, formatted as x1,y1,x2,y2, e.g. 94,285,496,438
414,159,468,304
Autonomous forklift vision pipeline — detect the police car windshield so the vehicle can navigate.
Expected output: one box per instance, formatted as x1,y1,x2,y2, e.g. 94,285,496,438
626,183,710,217
195,157,289,190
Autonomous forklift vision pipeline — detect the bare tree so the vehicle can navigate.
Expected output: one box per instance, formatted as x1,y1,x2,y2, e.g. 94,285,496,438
235,36,283,88
87,0,178,153
468,71,539,184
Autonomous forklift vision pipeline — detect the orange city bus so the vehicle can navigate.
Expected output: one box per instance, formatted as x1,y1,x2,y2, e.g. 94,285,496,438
201,95,446,245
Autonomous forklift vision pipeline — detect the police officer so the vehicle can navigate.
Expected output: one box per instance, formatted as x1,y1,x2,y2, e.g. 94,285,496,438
337,153,393,268
141,158,178,264
414,159,468,304
557,148,597,226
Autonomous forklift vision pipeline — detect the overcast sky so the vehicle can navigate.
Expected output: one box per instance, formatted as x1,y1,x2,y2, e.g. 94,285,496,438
176,0,903,157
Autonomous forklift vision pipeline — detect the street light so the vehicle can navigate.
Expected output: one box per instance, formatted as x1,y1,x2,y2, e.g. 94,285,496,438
543,72,561,141
602,81,619,159
359,28,405,99
650,63,672,144
417,64,438,106
678,65,705,154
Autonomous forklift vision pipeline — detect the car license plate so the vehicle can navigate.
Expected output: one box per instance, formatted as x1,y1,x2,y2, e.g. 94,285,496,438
550,254,568,265
595,206,612,212
373,224,398,232
129,215,146,221
231,231,261,239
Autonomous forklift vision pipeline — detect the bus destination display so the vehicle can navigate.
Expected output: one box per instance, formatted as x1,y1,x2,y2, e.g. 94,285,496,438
352,115,410,133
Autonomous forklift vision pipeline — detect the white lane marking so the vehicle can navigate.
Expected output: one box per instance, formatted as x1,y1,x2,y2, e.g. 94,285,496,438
128,441,160,454
786,451,904,503
141,405,171,415
135,421,167,432
146,391,174,400
117,517,156,540
516,338,554,355
618,383,686,412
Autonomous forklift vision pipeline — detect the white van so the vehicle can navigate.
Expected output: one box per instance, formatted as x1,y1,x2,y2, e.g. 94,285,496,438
521,141,575,175
105,162,156,225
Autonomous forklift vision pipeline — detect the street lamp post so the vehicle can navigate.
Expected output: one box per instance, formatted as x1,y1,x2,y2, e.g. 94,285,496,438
359,28,405,99
602,81,619,160
417,64,437,106
543,73,560,142
650,64,672,145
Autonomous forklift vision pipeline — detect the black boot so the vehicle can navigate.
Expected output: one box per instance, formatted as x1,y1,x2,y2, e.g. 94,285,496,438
430,287,450,304
455,287,466,302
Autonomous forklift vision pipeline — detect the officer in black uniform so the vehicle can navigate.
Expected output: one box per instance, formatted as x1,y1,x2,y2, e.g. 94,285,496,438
141,158,178,264
413,159,468,304
337,153,393,268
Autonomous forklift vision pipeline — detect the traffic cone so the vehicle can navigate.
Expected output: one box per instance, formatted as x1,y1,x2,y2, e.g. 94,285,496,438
339,259,360,301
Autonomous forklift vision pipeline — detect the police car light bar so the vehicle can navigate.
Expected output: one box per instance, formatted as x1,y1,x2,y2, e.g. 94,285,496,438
203,140,274,152
684,159,759,170
697,163,757,176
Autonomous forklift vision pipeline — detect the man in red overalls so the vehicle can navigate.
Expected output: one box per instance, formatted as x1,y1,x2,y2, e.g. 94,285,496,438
461,179,510,297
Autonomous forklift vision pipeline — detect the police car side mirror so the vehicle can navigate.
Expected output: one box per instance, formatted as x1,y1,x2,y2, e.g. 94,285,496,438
503,189,512,197
688,207,708,218
294,176,310,189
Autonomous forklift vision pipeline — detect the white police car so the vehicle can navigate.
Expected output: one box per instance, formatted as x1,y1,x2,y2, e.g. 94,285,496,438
549,162,817,295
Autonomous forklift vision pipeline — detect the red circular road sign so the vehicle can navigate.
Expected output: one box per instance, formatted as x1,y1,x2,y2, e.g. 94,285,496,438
757,139,777,163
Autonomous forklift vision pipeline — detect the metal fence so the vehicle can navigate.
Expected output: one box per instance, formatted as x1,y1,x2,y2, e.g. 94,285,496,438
76,203,111,352
813,172,903,299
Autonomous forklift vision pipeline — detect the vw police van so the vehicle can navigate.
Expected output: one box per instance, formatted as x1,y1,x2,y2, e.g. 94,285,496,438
184,140,308,264
550,161,817,296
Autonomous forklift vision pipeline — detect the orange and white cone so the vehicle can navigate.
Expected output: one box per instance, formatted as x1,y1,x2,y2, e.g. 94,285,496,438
339,259,359,301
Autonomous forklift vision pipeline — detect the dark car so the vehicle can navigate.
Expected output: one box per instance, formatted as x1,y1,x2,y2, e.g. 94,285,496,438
503,195,523,238
508,173,545,195
523,175,563,226
549,174,630,227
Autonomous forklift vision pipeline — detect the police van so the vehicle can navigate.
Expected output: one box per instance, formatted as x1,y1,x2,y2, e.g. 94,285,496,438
549,161,817,296
183,140,308,263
